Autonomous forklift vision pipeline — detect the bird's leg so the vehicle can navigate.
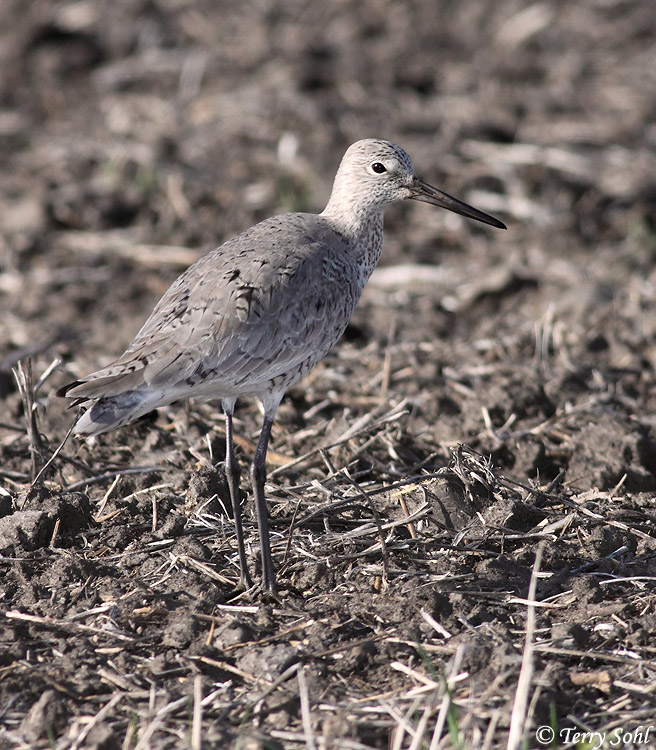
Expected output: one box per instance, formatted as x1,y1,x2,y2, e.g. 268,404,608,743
224,409,252,590
250,414,277,597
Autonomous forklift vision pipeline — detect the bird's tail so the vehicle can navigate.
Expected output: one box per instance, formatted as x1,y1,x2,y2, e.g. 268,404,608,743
57,381,164,436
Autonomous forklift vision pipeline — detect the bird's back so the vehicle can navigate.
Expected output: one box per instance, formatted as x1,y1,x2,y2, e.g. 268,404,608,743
60,211,373,433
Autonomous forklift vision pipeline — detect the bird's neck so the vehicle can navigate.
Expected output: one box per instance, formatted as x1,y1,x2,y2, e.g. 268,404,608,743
321,205,385,276
321,196,384,243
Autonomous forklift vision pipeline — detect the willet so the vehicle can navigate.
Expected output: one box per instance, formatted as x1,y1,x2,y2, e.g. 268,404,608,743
57,139,506,596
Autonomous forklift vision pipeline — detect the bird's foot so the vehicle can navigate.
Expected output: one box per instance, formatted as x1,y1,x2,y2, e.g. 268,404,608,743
258,579,282,604
235,571,253,592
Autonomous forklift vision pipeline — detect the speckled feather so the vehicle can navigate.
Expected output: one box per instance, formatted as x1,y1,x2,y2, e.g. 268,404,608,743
59,141,409,433
58,139,504,436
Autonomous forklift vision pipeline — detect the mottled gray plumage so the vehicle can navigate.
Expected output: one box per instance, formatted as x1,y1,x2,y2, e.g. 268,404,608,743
58,139,505,596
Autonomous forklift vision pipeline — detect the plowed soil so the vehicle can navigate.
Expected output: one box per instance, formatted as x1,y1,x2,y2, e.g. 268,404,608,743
2,1,656,748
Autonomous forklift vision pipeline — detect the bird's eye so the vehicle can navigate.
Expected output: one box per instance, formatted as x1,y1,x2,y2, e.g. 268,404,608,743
370,162,387,174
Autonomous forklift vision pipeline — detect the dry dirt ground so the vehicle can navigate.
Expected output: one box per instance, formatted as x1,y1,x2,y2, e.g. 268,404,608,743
2,1,656,748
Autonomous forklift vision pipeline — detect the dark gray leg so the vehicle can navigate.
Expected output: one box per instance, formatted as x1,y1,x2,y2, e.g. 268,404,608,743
250,415,277,597
224,410,252,590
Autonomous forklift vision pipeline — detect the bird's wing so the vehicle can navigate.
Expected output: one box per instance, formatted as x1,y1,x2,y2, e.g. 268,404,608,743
63,215,359,401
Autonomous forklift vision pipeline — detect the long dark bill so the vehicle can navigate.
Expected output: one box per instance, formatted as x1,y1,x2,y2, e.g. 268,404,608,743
409,179,506,230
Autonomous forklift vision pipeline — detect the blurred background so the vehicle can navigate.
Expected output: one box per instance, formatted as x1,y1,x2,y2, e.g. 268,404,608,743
1,0,655,442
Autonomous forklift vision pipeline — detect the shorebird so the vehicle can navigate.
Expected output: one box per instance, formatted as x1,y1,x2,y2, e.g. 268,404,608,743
57,139,506,596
